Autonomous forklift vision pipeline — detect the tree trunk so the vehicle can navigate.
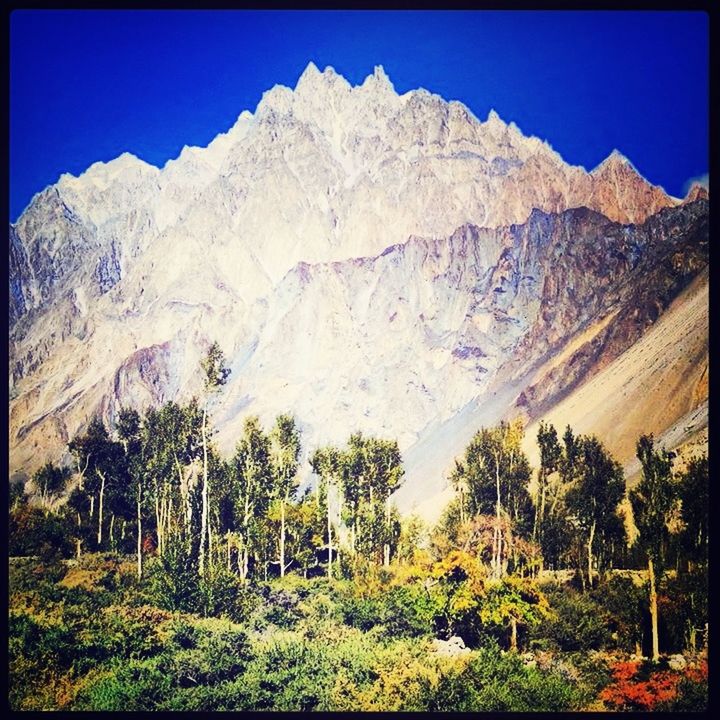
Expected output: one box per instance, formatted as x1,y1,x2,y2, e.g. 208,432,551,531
137,488,143,579
199,406,209,577
587,520,596,591
90,494,94,519
280,493,287,578
495,453,502,578
208,522,214,569
649,556,660,661
109,514,115,550
155,492,162,555
510,616,518,652
383,496,390,567
97,470,106,547
327,485,333,579
76,511,83,559
533,470,543,541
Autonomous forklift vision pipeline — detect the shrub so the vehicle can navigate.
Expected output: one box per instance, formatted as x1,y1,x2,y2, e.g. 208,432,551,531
598,658,707,712
72,658,173,711
145,542,199,613
532,585,611,651
423,645,582,712
197,566,258,622
590,575,646,652
9,505,74,559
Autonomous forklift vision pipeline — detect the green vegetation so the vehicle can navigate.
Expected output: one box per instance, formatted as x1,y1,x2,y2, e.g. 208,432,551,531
8,343,708,711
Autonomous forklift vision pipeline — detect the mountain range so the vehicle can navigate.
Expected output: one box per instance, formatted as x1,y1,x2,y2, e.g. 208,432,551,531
9,63,709,518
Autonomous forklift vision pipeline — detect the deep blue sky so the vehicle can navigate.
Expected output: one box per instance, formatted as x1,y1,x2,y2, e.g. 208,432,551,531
10,10,709,221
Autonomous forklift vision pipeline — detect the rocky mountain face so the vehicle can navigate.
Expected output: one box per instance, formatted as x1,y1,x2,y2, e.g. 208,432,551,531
9,64,707,512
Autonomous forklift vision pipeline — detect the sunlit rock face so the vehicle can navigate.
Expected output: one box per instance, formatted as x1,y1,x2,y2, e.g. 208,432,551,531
8,63,706,512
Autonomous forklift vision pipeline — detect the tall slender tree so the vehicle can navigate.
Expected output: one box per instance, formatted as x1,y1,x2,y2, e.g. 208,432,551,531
68,417,122,551
269,414,301,577
565,435,624,590
534,421,562,542
198,342,230,577
450,420,532,578
231,416,273,580
310,445,342,578
630,434,677,661
117,408,144,577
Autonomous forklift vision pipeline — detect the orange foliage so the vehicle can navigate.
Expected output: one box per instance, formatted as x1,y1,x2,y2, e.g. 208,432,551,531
599,659,706,711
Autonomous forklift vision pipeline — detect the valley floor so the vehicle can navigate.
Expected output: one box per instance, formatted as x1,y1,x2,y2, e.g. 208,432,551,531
8,553,707,712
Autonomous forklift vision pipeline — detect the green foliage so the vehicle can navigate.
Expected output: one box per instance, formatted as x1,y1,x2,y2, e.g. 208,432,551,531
564,434,625,583
423,645,582,712
146,535,199,613
450,419,534,532
201,341,231,392
676,455,708,567
630,434,676,568
340,583,436,638
480,577,549,650
532,585,611,651
590,575,646,652
33,461,71,507
9,505,74,560
197,565,257,622
73,657,174,711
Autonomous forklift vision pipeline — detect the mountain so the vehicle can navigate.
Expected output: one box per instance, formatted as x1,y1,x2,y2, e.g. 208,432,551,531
9,63,707,516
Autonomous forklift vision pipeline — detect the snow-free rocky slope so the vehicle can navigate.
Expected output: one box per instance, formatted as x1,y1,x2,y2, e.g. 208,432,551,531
9,64,708,514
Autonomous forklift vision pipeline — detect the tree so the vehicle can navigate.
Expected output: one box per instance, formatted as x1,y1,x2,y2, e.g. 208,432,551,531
534,422,562,543
230,416,273,580
565,435,624,590
630,434,677,661
117,408,144,578
142,400,203,559
68,417,123,551
199,342,230,577
33,462,70,513
339,434,404,566
310,446,342,578
676,456,708,572
481,577,549,651
450,420,533,578
269,415,301,577
430,549,486,642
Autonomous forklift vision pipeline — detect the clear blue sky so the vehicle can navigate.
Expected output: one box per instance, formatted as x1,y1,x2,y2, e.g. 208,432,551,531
10,9,709,222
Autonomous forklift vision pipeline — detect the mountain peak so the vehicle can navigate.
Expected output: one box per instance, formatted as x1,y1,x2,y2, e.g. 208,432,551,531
295,60,322,89
359,64,395,94
591,148,634,175
683,182,709,203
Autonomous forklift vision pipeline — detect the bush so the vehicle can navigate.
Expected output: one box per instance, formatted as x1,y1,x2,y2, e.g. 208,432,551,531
424,645,582,712
590,575,646,652
532,585,611,651
340,584,436,638
145,542,199,613
235,637,335,711
73,657,173,711
198,566,258,622
9,506,74,559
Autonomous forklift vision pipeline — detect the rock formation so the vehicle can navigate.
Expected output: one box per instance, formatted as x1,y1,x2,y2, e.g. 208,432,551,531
9,63,707,517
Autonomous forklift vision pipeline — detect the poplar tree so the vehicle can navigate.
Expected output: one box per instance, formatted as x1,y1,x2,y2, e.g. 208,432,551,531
269,414,301,577
630,434,677,661
565,435,625,590
198,342,230,577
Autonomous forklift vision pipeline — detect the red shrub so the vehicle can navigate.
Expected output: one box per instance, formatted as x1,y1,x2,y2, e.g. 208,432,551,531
600,660,682,711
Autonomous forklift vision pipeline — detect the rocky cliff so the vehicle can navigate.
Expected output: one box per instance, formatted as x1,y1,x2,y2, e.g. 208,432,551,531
9,64,707,512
